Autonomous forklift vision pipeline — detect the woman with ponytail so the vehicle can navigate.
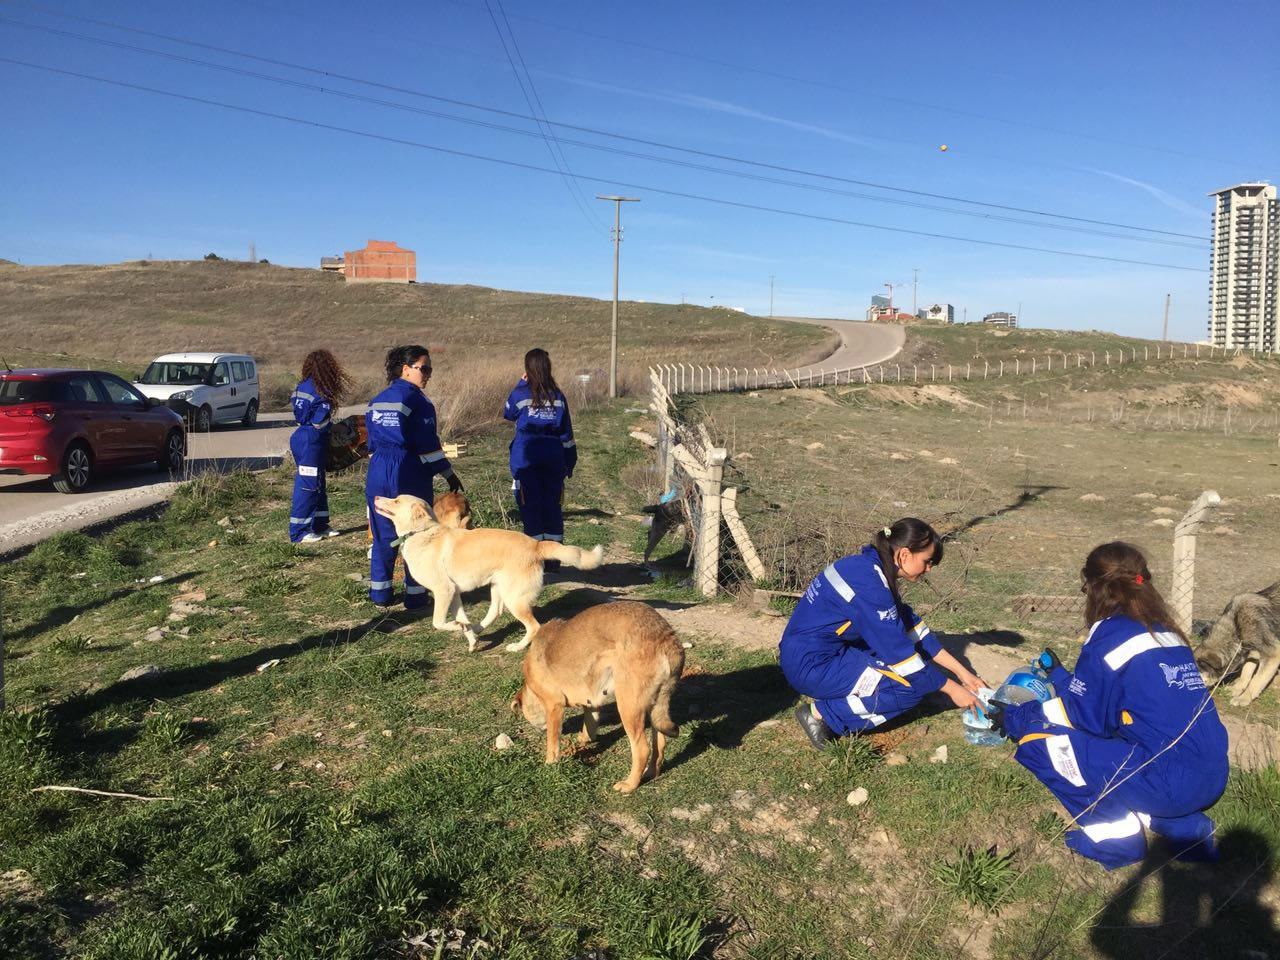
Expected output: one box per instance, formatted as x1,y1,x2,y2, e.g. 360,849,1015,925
287,349,352,542
781,518,987,750
985,542,1228,870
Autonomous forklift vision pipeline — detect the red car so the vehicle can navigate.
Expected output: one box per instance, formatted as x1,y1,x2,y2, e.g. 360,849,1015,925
0,368,187,493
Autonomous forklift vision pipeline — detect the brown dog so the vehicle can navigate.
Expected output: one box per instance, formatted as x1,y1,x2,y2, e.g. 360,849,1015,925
513,601,684,794
372,494,604,652
431,491,473,529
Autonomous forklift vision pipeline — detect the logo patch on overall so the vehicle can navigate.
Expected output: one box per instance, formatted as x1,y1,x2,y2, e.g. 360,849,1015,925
878,608,898,622
1159,662,1206,690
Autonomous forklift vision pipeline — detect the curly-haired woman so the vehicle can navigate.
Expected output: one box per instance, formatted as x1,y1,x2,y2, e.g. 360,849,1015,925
288,348,353,543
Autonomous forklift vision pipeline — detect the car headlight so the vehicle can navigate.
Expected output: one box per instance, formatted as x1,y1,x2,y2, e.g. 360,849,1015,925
170,390,193,401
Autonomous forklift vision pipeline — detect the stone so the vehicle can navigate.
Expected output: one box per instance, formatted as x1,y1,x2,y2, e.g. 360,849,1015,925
885,752,908,766
846,787,869,806
119,664,162,682
216,516,232,527
144,628,165,643
930,745,949,764
1079,493,1105,502
494,733,514,751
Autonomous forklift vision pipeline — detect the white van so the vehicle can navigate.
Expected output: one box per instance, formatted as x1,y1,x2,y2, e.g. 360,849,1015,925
134,353,260,431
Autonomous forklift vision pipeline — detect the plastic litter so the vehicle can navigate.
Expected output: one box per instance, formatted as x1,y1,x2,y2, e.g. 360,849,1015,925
962,668,1056,747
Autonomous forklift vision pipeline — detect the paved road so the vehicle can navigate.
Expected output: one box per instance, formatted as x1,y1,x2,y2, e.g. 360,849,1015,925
773,316,906,370
0,407,358,554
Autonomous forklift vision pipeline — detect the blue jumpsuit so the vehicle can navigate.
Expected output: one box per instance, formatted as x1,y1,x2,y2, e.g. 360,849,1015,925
503,379,577,543
780,546,946,734
364,380,455,608
1004,615,1229,870
288,377,332,542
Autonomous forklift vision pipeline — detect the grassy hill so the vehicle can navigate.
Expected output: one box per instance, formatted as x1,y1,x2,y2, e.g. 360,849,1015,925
0,260,833,411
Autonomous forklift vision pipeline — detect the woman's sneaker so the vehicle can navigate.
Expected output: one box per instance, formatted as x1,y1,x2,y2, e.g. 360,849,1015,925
794,704,834,750
298,532,324,543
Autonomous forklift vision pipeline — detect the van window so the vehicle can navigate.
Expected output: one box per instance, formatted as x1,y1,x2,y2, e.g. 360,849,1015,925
245,361,256,381
231,361,246,382
212,362,231,386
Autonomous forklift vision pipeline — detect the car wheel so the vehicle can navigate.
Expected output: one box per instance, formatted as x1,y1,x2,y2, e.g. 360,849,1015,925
196,405,213,432
242,399,258,427
52,442,93,494
158,429,185,475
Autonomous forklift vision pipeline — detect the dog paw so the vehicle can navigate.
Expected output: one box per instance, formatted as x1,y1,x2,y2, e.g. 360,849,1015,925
1230,695,1256,707
505,639,531,653
612,779,639,794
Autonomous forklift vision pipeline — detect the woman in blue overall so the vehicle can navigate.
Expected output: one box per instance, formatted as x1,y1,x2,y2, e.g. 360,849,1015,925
986,542,1229,869
502,349,576,566
365,345,463,608
782,518,986,749
288,349,352,543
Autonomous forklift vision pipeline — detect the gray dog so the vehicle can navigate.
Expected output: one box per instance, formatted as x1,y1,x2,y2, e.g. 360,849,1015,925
1194,582,1280,707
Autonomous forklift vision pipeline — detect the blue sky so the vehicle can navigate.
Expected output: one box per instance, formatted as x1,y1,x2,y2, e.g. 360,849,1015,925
2,0,1276,340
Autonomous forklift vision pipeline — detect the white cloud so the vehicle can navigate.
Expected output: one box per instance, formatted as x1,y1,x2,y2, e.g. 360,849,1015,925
1082,168,1207,221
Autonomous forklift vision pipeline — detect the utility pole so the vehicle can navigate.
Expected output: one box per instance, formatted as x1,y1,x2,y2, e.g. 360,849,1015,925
769,275,775,317
596,195,640,398
1162,293,1170,341
249,240,256,263
884,282,894,312
912,267,918,316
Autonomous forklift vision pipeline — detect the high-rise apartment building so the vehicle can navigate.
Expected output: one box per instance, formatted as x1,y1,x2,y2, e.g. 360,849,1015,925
1207,182,1278,351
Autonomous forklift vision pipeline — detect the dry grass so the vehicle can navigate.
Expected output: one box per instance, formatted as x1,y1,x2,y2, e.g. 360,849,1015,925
0,259,830,409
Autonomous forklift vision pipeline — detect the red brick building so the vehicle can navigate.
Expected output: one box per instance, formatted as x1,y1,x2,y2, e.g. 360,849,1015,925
343,239,416,283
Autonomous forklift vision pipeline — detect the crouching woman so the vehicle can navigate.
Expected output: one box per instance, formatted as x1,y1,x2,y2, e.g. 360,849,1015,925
781,518,985,748
987,542,1229,870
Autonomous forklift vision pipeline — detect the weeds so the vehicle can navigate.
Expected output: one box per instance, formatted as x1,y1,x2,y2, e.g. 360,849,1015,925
143,712,190,749
934,845,1018,911
1033,810,1065,841
50,633,93,655
832,733,883,780
639,914,713,960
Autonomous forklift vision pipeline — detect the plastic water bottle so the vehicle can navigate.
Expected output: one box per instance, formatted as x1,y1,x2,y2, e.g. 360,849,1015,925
963,687,1005,747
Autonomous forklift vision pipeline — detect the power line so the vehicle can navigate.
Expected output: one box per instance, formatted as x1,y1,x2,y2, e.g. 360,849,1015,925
1,56,1205,274
479,0,601,234
0,4,1207,243
0,15,1205,250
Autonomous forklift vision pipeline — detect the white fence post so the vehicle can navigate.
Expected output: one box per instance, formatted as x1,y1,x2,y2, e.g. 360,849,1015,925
695,448,728,597
983,361,989,379
999,360,1004,376
1172,490,1221,635
1016,359,1021,375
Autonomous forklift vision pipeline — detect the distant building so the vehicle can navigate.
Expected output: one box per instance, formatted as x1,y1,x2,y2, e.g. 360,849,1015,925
871,294,891,308
921,303,955,324
320,255,344,273
982,311,1017,328
342,239,417,283
1208,182,1278,352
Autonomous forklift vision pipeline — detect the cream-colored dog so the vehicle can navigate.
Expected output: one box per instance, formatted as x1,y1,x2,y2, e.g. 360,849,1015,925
371,493,604,652
513,601,684,793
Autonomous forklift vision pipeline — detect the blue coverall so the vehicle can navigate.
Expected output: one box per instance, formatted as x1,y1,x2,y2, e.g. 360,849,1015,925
288,377,332,542
1004,615,1229,869
364,380,455,607
503,379,577,544
780,546,946,734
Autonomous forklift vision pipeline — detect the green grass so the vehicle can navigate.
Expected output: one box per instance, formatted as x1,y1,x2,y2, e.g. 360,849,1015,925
5,388,1280,958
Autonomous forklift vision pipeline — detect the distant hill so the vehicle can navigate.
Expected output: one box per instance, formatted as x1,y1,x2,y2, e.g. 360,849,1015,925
0,259,834,401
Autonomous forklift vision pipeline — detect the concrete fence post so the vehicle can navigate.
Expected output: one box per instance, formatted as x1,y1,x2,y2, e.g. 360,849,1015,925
984,360,989,379
1016,359,1021,375
695,448,728,597
1172,490,1221,635
999,360,1004,377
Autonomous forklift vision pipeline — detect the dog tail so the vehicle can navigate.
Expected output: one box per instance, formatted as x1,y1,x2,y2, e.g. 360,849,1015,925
649,647,685,738
536,541,604,570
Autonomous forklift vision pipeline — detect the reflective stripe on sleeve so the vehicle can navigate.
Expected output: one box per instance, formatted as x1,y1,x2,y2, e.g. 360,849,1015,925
420,450,447,463
312,418,330,429
1042,697,1073,727
822,564,855,602
515,398,531,409
562,440,576,448
913,622,932,641
1080,813,1143,843
291,390,315,401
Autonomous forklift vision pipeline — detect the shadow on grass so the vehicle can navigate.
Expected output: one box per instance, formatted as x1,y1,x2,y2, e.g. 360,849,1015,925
7,571,199,644
1088,829,1280,960
943,484,1069,538
47,605,437,757
662,664,796,774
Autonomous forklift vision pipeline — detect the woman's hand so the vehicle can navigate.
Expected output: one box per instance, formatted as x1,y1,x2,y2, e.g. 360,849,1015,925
957,671,989,696
943,680,979,712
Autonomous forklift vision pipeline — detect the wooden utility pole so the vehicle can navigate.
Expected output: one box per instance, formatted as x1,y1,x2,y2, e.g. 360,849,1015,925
596,195,640,398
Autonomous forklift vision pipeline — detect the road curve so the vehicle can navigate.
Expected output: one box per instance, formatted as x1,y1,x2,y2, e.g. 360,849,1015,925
773,316,906,370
